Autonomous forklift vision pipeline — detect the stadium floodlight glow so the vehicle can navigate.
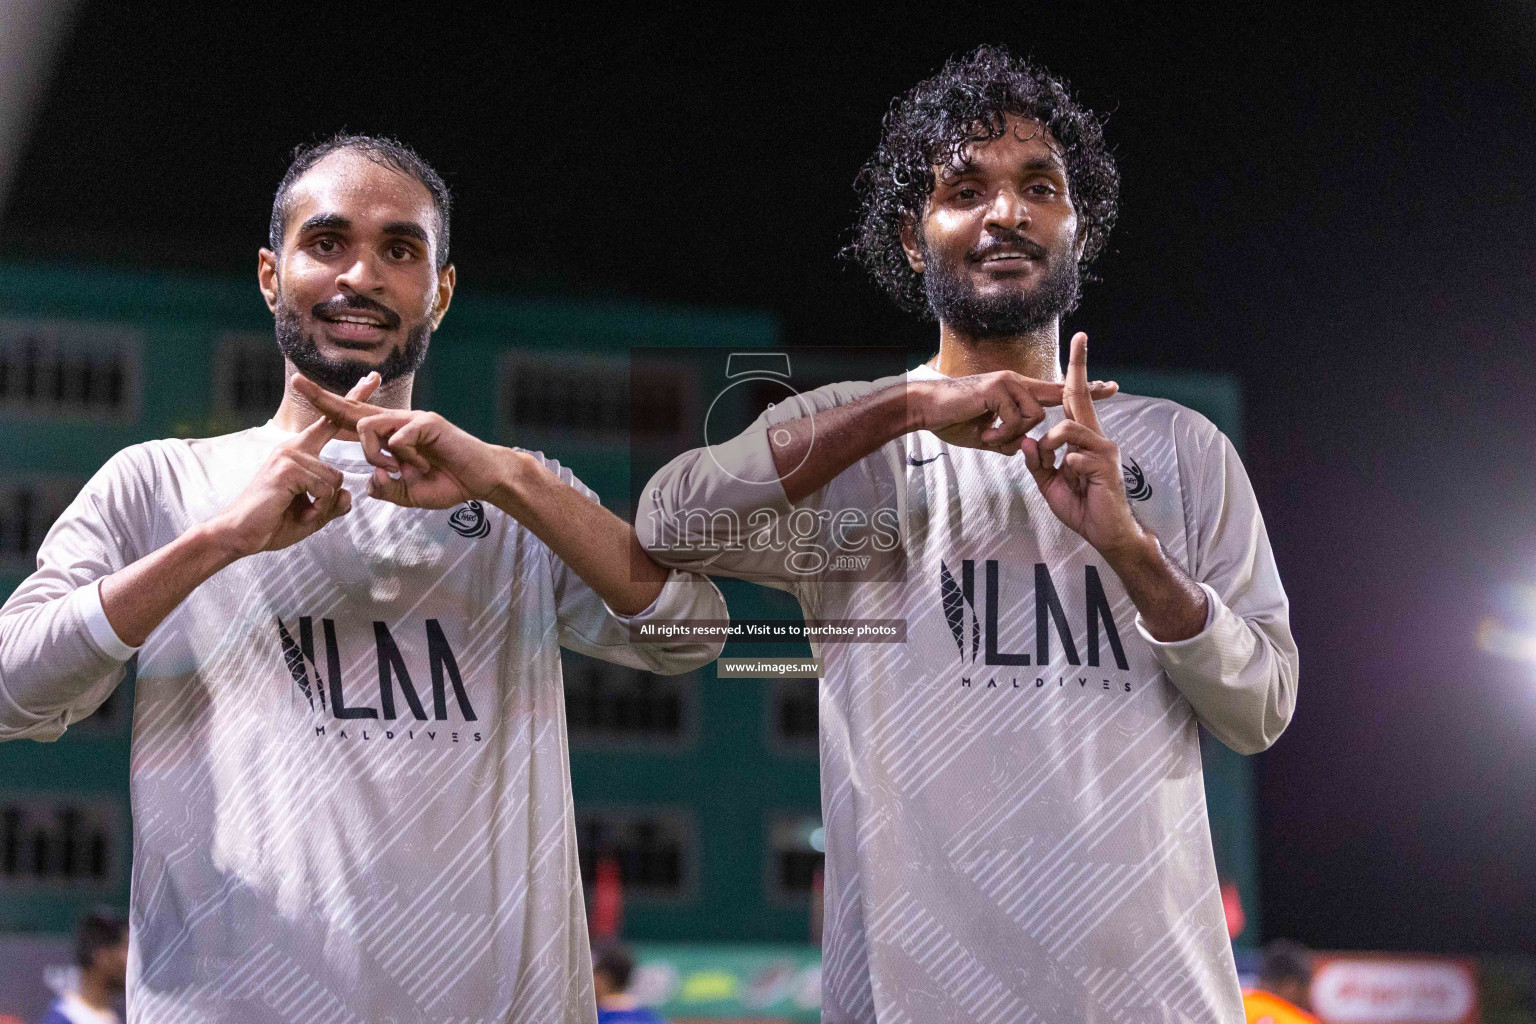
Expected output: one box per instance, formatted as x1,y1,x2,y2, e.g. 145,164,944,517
1477,618,1536,664
1478,584,1536,665
809,826,826,853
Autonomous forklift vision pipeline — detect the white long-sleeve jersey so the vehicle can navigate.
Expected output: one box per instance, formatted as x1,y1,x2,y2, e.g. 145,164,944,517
0,423,727,1024
638,365,1298,1024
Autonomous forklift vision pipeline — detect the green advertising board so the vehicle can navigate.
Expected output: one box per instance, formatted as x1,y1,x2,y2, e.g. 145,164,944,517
626,943,822,1023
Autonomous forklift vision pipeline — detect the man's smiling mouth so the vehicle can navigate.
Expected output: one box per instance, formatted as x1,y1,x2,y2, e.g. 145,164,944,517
311,296,401,333
315,307,396,347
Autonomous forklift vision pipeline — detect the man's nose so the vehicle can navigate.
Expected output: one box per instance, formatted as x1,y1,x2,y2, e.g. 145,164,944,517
334,253,385,294
983,188,1031,231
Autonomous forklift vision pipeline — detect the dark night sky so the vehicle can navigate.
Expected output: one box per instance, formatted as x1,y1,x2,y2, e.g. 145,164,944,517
5,3,1534,951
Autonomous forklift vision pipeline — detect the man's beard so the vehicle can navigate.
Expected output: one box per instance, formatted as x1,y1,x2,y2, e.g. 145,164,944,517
922,236,1081,339
274,293,432,394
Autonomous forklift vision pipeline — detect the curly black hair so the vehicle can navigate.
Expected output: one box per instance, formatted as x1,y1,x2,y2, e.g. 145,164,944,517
846,44,1119,317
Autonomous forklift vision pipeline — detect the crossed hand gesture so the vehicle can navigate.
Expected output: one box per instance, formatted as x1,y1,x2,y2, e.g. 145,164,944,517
915,367,1118,455
291,376,510,510
211,373,382,556
1021,332,1146,556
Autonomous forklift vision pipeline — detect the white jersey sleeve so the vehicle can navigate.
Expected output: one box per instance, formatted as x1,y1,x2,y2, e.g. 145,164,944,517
0,446,149,741
636,375,906,588
1135,420,1298,753
529,451,728,674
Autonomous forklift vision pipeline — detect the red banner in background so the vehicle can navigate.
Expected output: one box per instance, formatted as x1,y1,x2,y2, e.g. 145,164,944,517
1311,954,1478,1024
590,854,624,942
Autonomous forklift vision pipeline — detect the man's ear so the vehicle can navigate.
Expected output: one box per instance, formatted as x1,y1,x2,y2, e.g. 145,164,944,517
430,263,456,331
258,249,280,313
899,214,926,275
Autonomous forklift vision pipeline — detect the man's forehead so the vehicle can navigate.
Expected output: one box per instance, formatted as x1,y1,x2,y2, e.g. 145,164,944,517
937,118,1065,177
285,150,436,228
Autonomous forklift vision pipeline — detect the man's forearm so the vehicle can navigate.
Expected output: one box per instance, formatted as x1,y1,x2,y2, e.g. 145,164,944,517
769,385,913,503
1101,530,1209,642
490,450,670,616
99,523,243,647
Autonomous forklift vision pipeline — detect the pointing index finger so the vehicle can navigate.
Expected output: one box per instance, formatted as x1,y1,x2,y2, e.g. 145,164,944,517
1063,332,1103,433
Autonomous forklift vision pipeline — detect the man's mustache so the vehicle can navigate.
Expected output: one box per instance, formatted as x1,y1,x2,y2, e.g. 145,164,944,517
311,295,402,330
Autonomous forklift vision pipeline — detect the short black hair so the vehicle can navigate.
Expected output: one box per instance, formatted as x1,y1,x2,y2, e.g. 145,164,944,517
1261,939,1314,987
845,44,1119,317
269,133,452,269
593,942,636,990
75,906,128,970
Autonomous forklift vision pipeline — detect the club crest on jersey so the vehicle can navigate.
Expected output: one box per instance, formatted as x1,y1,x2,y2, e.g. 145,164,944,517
449,500,490,538
1121,457,1153,501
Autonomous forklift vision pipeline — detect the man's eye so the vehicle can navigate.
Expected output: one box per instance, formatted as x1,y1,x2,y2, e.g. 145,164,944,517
388,245,414,261
1030,183,1057,195
314,237,339,253
956,187,981,200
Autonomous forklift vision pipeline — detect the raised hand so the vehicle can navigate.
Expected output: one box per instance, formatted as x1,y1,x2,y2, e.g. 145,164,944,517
208,372,382,556
1022,333,1146,555
291,375,508,510
912,370,1117,455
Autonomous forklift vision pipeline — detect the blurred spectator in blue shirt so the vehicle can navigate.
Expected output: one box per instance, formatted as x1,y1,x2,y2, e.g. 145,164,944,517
594,943,666,1024
36,908,127,1024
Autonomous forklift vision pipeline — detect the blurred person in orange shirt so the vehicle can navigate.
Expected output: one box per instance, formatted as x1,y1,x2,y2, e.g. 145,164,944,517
1244,940,1321,1024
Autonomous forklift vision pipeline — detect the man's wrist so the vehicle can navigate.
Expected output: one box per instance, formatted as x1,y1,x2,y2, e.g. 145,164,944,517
187,519,250,571
1097,521,1161,574
896,381,932,436
1097,523,1209,643
486,447,541,517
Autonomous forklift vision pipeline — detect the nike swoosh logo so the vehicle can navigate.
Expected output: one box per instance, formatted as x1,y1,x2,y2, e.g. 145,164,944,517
907,454,946,466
